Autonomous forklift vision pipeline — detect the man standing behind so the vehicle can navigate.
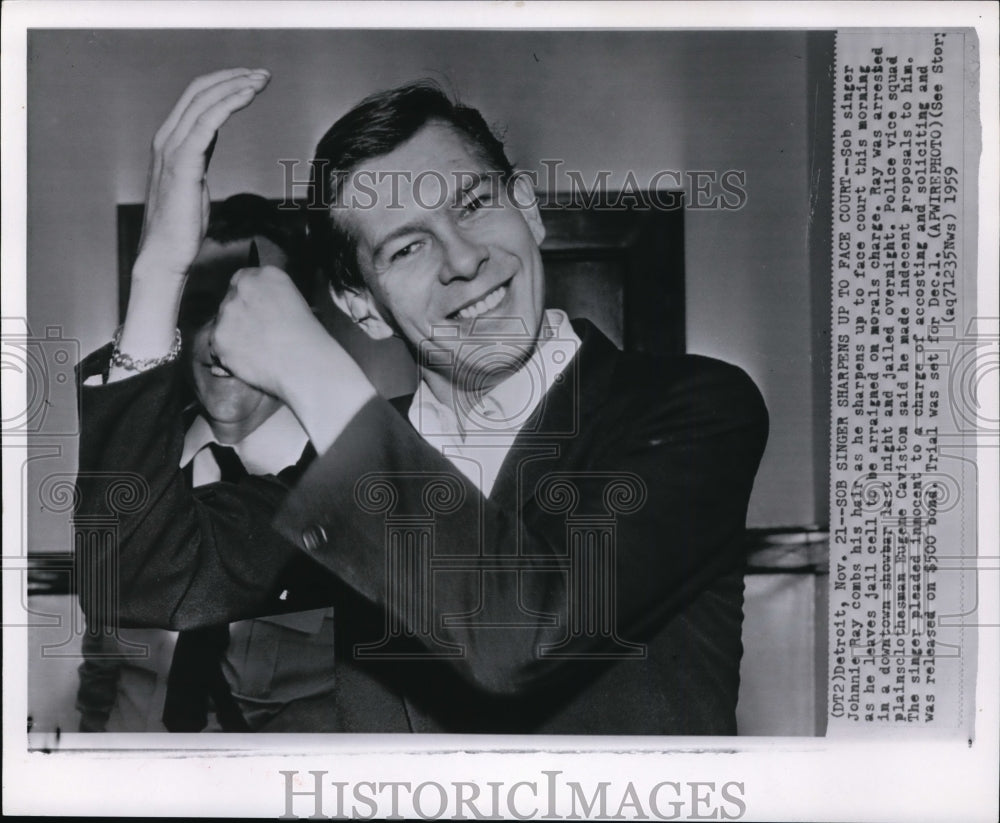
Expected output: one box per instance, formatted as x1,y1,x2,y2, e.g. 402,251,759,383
76,193,336,733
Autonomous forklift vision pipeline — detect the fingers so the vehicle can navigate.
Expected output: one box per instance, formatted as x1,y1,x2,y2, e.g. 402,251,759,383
206,311,230,372
209,275,253,378
164,71,270,151
134,69,272,283
214,266,257,322
161,71,270,166
226,265,289,293
204,314,226,369
153,67,259,150
207,344,232,377
145,69,270,199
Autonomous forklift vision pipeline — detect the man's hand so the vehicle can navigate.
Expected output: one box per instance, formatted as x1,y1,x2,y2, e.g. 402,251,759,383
212,267,377,452
133,68,271,284
211,265,323,396
109,68,270,382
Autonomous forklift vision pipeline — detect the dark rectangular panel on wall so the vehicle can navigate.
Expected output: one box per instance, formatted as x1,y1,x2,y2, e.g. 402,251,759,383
539,194,685,355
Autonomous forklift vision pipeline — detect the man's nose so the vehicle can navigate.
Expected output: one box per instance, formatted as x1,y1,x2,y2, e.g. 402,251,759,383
439,226,489,283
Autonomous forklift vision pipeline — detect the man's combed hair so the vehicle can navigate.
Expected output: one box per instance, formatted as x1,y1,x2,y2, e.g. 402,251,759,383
207,193,300,248
206,193,310,291
308,80,515,293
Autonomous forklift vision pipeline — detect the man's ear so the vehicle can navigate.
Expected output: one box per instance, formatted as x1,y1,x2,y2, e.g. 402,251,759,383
328,283,395,340
511,174,546,246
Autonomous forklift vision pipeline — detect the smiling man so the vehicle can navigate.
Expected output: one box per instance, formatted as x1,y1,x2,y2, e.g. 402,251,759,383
77,72,769,734
322,121,548,401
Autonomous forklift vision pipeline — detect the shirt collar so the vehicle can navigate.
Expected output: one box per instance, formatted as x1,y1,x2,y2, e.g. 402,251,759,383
408,309,581,440
180,403,308,475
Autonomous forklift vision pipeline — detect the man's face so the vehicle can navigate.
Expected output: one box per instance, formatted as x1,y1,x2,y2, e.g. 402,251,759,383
335,121,547,393
183,238,283,435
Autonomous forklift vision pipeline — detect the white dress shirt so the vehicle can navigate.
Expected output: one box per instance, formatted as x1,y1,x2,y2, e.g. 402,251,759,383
180,403,309,483
407,309,581,496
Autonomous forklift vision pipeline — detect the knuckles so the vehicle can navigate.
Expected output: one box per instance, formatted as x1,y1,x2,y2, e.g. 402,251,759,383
229,266,293,297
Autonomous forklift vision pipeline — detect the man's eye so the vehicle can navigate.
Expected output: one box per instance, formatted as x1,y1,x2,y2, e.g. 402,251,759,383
461,193,491,215
391,241,423,262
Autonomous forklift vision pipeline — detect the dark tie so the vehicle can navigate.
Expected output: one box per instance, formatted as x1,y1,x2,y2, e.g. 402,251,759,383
163,443,250,732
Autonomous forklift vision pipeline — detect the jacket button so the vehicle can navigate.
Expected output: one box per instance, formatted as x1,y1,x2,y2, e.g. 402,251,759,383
301,524,327,552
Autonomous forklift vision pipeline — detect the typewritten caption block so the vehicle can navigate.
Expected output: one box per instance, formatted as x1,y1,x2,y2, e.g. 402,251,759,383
829,29,980,734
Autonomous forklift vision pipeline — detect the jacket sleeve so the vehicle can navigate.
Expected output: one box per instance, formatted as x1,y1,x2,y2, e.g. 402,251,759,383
74,347,305,630
273,355,769,697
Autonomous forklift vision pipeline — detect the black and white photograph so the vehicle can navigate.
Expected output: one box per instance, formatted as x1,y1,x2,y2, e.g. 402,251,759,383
2,2,997,820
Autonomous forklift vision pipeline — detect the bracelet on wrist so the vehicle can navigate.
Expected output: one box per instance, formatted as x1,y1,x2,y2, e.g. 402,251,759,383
110,325,182,373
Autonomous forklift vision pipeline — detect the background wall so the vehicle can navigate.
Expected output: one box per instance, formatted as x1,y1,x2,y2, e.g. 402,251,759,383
26,29,825,546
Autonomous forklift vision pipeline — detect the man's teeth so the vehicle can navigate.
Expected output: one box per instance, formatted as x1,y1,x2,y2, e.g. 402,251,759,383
457,285,507,320
209,364,232,377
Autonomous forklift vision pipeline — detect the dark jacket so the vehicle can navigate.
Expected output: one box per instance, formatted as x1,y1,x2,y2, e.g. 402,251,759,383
76,320,768,734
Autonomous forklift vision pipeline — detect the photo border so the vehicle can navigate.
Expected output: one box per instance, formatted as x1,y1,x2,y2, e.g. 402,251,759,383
3,2,997,820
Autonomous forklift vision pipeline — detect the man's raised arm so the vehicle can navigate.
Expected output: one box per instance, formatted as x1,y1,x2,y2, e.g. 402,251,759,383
111,68,270,380
74,69,325,631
